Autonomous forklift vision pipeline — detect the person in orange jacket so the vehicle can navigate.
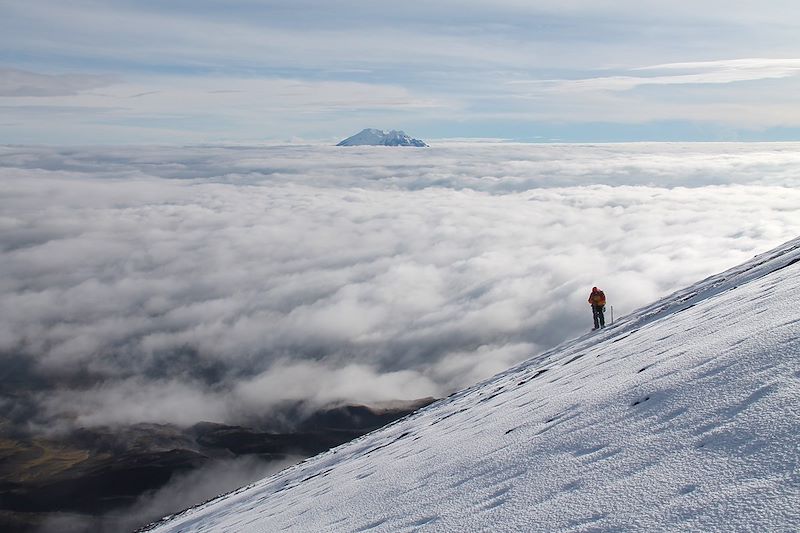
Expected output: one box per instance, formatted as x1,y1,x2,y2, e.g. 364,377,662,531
588,286,606,329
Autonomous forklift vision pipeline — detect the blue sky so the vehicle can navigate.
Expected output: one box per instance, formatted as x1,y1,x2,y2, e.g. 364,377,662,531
2,0,800,143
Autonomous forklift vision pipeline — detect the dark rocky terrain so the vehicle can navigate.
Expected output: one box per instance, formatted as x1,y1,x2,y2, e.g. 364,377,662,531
0,398,435,532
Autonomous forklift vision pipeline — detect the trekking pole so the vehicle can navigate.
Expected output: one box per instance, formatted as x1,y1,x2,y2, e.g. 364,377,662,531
610,305,614,325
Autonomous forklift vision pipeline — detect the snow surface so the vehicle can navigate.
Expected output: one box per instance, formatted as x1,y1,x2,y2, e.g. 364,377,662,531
337,129,428,147
145,238,800,532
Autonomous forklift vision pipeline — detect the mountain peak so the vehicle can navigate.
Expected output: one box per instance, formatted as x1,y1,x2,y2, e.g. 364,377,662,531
337,128,428,147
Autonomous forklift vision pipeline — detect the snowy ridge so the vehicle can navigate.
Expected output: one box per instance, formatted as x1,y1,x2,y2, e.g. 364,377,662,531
145,238,800,532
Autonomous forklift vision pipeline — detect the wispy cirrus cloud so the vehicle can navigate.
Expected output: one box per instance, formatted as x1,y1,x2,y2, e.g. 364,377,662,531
512,58,800,92
0,68,116,97
0,72,449,143
3,2,800,142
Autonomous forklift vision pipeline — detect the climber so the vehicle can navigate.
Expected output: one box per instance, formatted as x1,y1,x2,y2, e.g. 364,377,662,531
588,286,606,330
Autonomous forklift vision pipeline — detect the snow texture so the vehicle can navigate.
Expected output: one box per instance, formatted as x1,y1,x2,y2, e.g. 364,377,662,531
337,128,428,147
145,238,800,532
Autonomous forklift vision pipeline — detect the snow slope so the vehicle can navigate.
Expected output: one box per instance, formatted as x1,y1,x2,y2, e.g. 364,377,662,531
145,238,800,532
337,129,428,146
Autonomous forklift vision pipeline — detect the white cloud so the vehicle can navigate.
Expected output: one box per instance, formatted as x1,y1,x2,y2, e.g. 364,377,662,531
2,143,800,429
236,363,441,412
636,58,800,73
0,68,116,97
516,58,800,93
0,2,555,72
503,62,800,128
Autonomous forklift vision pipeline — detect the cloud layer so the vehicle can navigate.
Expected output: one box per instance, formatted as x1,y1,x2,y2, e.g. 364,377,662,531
2,143,799,430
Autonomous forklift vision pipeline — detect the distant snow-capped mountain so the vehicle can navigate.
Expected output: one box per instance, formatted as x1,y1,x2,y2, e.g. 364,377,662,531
337,128,428,147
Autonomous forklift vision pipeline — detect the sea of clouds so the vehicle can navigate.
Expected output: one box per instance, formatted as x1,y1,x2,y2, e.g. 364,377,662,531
2,142,799,431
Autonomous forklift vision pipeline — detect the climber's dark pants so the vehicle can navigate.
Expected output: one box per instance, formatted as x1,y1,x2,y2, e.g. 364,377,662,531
592,304,605,329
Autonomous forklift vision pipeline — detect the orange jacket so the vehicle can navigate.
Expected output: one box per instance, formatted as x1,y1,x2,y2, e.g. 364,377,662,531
588,289,606,306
